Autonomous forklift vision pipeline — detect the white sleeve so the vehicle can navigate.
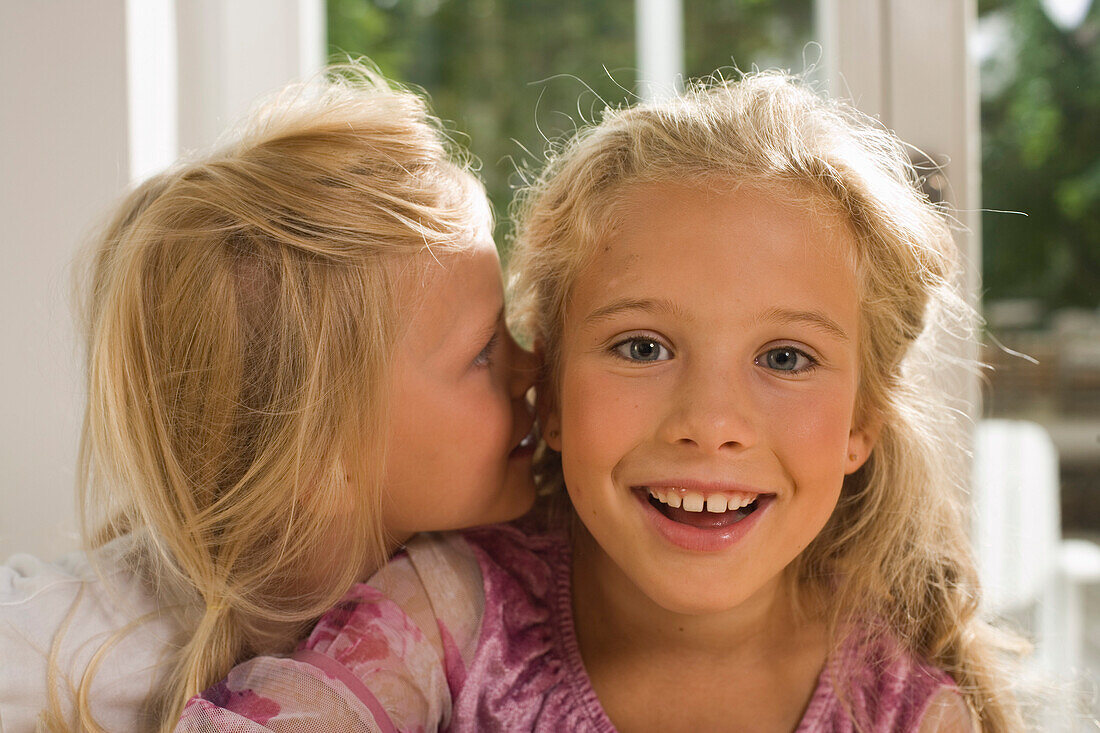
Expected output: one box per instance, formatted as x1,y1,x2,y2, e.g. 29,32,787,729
0,547,180,731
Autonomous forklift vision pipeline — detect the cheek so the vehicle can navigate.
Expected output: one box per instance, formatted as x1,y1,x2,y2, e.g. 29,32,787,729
561,367,646,464
471,373,514,454
761,385,856,474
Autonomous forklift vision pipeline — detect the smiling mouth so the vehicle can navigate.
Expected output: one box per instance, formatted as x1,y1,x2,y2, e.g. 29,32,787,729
639,486,767,529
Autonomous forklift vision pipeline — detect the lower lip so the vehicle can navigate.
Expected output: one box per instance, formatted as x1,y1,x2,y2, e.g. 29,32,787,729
634,490,772,552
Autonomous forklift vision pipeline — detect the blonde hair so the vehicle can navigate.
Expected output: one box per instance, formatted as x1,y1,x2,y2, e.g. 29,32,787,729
65,64,488,730
508,71,1025,731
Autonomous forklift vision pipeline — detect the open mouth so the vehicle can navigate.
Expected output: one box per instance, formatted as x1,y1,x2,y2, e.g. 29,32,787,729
640,486,768,529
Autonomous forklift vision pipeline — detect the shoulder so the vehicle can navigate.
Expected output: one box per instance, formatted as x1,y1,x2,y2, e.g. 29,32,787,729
180,533,491,732
460,513,570,591
0,541,181,731
1,547,97,610
178,523,574,732
314,530,489,669
291,531,492,729
0,537,177,638
811,628,966,732
318,524,558,676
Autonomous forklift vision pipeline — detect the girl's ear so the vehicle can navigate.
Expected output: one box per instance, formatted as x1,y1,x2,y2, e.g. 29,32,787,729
533,339,563,452
844,412,882,475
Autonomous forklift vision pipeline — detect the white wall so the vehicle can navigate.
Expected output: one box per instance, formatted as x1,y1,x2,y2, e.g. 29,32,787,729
177,0,326,153
0,0,323,561
0,1,131,560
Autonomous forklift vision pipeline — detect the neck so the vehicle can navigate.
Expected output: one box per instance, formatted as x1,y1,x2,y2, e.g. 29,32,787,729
568,524,831,732
570,524,817,664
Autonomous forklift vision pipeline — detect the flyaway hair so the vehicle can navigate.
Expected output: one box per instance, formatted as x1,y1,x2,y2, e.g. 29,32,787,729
508,71,1026,732
61,63,488,731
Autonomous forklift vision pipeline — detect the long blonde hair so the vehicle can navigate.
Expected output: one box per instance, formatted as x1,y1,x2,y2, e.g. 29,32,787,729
68,64,488,730
508,71,1025,731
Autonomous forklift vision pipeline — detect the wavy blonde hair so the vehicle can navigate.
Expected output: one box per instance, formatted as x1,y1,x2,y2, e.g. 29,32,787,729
508,71,1025,731
59,64,488,731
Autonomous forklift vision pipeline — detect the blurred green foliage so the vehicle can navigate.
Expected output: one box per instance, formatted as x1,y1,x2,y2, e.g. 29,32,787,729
328,1,1097,312
683,0,814,79
978,0,1100,312
327,0,811,249
328,0,635,246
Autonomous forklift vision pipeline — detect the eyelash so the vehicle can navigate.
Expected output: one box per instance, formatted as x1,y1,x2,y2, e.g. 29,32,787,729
609,336,820,375
473,333,499,368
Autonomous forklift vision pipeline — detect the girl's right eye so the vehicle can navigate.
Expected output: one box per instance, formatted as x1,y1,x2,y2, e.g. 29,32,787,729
611,337,673,363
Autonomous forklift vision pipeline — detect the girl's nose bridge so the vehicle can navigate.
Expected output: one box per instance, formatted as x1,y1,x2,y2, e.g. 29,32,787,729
664,359,755,451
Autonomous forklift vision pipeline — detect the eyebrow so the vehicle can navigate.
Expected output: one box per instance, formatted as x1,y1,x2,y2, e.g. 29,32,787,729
581,298,849,343
582,297,688,327
754,307,850,342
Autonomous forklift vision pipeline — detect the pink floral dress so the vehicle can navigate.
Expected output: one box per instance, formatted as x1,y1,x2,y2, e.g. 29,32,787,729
176,521,959,732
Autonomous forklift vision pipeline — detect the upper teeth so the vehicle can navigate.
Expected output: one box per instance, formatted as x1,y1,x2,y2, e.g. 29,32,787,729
647,487,756,513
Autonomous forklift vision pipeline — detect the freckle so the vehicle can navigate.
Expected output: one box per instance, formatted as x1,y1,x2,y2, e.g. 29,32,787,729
678,627,684,633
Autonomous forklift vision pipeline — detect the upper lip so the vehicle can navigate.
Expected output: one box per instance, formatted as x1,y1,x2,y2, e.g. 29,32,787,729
632,479,770,496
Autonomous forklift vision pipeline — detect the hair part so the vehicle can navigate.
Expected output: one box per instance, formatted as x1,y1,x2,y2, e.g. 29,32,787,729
65,63,488,730
508,70,1026,731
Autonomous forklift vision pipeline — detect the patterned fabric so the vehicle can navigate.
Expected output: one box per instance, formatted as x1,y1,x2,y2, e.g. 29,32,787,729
176,521,957,732
0,536,183,732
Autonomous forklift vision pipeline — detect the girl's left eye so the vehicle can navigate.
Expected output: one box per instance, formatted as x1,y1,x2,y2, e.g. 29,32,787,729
756,346,817,373
611,337,672,363
473,333,499,368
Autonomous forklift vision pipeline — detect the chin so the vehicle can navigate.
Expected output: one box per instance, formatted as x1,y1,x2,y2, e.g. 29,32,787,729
482,481,537,526
632,569,766,616
505,483,538,520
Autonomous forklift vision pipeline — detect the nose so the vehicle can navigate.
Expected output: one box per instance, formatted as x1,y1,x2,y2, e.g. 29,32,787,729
657,364,757,453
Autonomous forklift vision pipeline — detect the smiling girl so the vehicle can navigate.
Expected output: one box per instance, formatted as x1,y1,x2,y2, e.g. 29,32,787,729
178,71,1024,732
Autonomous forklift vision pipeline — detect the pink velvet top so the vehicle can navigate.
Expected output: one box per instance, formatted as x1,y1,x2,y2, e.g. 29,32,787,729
176,520,957,732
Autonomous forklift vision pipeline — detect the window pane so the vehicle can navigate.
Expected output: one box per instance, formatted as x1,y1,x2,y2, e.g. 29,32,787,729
328,0,820,245
328,0,635,241
977,1,1100,525
683,0,816,80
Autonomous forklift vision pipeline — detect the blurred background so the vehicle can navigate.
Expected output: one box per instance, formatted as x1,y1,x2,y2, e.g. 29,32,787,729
1,0,1097,723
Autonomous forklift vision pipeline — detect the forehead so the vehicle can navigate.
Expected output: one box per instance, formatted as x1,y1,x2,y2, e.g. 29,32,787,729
568,181,860,328
398,237,502,355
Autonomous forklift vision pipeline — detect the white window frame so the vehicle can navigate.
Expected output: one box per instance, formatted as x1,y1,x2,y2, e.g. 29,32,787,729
818,0,982,428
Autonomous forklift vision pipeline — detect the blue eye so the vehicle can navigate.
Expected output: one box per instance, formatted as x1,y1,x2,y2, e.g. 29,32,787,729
758,346,816,373
612,337,672,362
